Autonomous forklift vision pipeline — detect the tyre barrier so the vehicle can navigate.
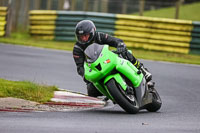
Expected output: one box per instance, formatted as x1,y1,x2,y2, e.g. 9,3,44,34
29,10,200,54
0,7,7,37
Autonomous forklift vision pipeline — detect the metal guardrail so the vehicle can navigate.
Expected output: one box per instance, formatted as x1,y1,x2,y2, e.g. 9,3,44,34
29,10,200,54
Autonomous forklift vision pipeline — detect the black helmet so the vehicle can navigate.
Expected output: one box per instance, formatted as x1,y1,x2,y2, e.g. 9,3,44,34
75,20,96,45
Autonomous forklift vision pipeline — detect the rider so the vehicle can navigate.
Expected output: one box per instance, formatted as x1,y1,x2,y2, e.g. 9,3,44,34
73,20,152,97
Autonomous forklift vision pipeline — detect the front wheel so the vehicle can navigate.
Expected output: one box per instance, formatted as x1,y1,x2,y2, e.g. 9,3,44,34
106,79,139,114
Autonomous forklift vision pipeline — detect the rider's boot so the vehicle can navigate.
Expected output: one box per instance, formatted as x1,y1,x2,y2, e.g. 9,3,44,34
133,59,152,82
87,82,103,97
123,51,152,82
139,64,152,82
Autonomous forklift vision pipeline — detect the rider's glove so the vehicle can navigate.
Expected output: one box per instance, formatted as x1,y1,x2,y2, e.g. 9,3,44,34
117,42,127,53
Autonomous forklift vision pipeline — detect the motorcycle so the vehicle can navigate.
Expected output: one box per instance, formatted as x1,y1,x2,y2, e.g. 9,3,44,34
84,43,162,114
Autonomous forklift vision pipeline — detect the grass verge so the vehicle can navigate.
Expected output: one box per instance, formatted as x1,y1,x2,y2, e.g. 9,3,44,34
0,32,75,51
131,49,200,65
0,78,59,103
133,2,200,21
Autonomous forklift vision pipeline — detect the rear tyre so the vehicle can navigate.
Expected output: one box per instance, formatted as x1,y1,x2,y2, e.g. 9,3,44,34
146,89,162,112
106,79,139,114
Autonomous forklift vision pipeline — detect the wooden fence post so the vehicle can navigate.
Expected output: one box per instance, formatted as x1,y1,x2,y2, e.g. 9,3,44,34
12,0,20,31
34,0,40,9
175,0,184,19
83,0,89,11
58,0,65,10
71,0,76,11
101,0,108,13
122,0,127,14
47,0,51,10
139,0,145,16
6,0,12,36
93,0,99,12
23,0,30,31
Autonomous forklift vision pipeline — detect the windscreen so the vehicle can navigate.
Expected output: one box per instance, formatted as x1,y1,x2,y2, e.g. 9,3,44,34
84,43,104,63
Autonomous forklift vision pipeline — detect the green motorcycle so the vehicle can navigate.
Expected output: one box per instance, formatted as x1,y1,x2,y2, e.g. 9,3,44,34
84,43,162,114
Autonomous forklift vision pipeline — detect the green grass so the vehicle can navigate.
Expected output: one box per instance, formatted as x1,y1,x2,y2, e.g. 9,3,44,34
131,49,200,65
0,78,59,103
1,32,200,65
133,2,200,21
0,32,75,51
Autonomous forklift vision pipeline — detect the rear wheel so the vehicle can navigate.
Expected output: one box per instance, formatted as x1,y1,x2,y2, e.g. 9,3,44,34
106,79,139,114
146,88,162,112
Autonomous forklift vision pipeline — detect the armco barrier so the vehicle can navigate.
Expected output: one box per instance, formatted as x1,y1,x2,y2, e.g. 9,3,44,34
0,7,7,37
29,10,200,54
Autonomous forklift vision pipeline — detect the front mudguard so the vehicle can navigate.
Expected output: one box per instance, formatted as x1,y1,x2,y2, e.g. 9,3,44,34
102,73,127,101
104,73,127,91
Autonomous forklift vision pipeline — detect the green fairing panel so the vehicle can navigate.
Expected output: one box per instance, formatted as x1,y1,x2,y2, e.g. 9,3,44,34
93,82,114,100
104,73,127,91
115,58,143,88
84,45,116,82
85,45,143,87
84,44,143,101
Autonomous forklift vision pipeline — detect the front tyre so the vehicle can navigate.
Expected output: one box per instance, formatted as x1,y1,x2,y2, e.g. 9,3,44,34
106,79,139,114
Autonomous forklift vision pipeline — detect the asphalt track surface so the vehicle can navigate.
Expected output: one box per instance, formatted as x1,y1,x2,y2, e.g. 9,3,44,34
0,43,200,133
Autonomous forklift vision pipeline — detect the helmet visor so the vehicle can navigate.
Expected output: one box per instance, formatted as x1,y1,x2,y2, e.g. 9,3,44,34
77,34,90,43
76,32,94,44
